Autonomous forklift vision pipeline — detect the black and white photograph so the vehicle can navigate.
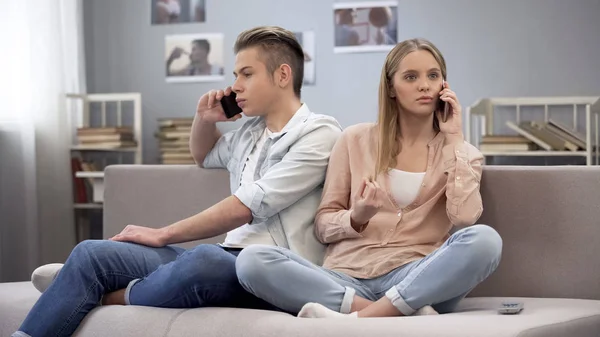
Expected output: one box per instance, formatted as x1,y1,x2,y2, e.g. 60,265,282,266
165,33,225,83
294,31,316,85
151,0,206,25
333,1,398,53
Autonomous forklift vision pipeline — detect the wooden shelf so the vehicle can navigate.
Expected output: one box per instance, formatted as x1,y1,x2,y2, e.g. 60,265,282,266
66,92,142,243
75,171,105,179
466,96,600,165
70,145,138,152
74,203,103,209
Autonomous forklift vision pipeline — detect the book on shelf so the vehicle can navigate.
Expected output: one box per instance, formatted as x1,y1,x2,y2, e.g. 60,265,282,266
481,135,531,144
546,119,587,150
76,126,137,149
75,141,138,149
156,130,191,139
523,121,578,151
504,119,593,152
158,117,194,128
78,133,133,143
71,158,88,203
479,135,537,152
480,143,537,152
76,127,132,135
70,159,101,203
505,121,553,151
156,117,194,164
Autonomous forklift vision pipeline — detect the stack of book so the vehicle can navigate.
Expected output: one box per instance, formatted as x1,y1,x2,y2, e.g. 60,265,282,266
156,117,195,164
505,120,587,151
479,135,537,152
70,158,99,203
76,127,136,149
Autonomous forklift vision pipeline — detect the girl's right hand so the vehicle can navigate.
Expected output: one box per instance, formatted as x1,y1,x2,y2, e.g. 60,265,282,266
350,178,385,227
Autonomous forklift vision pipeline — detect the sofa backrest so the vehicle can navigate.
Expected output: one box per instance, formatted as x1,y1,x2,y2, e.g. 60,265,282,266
104,165,600,300
104,165,230,248
470,165,600,300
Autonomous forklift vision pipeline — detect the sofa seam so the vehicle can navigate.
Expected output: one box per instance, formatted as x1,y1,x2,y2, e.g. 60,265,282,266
516,314,600,337
162,309,188,337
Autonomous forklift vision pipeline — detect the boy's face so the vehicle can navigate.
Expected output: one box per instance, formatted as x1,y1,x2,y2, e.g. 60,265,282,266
232,46,279,117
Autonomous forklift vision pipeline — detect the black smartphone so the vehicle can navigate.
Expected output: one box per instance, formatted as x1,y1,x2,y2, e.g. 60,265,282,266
220,92,243,119
437,80,450,122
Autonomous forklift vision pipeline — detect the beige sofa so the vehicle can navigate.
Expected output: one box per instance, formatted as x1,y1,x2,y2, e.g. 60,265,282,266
1,165,600,337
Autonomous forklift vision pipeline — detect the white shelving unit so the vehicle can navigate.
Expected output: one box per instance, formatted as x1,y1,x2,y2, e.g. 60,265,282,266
66,93,143,242
465,96,600,165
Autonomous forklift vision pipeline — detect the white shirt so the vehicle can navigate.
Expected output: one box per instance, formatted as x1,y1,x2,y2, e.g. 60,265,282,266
203,103,343,264
389,169,426,208
222,128,277,248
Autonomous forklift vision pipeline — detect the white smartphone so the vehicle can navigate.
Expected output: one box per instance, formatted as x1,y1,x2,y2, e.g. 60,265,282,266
498,302,524,315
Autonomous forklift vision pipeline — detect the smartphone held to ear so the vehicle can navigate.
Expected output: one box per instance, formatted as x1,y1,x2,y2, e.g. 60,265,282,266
438,80,450,122
220,92,243,119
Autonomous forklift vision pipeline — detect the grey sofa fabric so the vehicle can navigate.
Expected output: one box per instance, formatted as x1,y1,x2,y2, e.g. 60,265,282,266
1,165,599,336
2,283,599,337
471,166,600,300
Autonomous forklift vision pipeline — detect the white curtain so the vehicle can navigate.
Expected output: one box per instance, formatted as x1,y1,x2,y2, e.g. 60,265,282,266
0,0,86,282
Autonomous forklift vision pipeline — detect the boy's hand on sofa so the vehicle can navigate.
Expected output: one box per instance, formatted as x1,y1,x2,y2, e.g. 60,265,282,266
109,225,168,248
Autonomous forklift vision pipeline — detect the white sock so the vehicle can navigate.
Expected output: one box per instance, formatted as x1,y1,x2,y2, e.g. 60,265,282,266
413,305,439,316
298,302,358,318
31,263,64,293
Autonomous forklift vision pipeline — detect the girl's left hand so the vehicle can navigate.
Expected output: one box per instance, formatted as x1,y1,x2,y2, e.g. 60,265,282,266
436,81,463,140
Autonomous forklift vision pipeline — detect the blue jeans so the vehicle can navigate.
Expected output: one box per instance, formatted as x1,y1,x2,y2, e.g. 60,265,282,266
236,225,502,315
14,241,277,337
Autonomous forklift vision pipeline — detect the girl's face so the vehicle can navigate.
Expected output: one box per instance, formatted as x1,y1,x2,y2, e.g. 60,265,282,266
390,49,444,118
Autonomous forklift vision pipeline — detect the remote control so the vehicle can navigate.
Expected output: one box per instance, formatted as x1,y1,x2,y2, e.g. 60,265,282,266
498,302,524,315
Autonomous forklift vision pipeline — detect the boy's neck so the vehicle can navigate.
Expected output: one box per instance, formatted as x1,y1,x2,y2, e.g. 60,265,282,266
264,95,302,133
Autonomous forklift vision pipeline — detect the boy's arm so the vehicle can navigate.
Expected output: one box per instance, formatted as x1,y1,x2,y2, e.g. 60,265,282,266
192,88,243,168
190,116,222,167
110,196,250,247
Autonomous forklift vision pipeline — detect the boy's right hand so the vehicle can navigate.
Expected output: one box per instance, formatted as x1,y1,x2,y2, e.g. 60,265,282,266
196,87,243,123
351,178,385,228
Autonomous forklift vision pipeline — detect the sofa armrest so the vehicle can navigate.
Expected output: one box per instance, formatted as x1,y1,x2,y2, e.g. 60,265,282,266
103,165,230,248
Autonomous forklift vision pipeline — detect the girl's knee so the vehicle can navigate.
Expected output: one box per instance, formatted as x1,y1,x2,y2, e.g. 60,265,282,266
236,245,282,287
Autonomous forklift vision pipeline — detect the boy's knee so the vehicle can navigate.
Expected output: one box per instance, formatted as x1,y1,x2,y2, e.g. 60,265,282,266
71,239,114,259
173,245,237,284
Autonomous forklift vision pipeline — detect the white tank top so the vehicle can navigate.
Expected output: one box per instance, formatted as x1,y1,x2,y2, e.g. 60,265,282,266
389,169,426,208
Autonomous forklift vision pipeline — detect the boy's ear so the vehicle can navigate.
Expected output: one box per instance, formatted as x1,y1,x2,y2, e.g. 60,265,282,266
277,64,292,88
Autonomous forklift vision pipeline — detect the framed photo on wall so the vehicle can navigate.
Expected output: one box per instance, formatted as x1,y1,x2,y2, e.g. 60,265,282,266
165,33,225,83
294,31,316,85
151,0,206,25
333,1,398,53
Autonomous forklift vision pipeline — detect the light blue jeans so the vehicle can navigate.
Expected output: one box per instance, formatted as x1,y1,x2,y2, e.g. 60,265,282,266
236,224,502,315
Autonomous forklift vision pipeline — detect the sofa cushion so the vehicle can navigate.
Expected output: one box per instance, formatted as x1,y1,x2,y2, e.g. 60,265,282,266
2,282,599,337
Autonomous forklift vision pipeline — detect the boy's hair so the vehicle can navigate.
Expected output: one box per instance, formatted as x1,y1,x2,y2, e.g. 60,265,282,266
234,26,305,98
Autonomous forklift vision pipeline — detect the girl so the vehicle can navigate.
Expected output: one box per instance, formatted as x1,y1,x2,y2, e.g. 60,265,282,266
235,38,502,318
